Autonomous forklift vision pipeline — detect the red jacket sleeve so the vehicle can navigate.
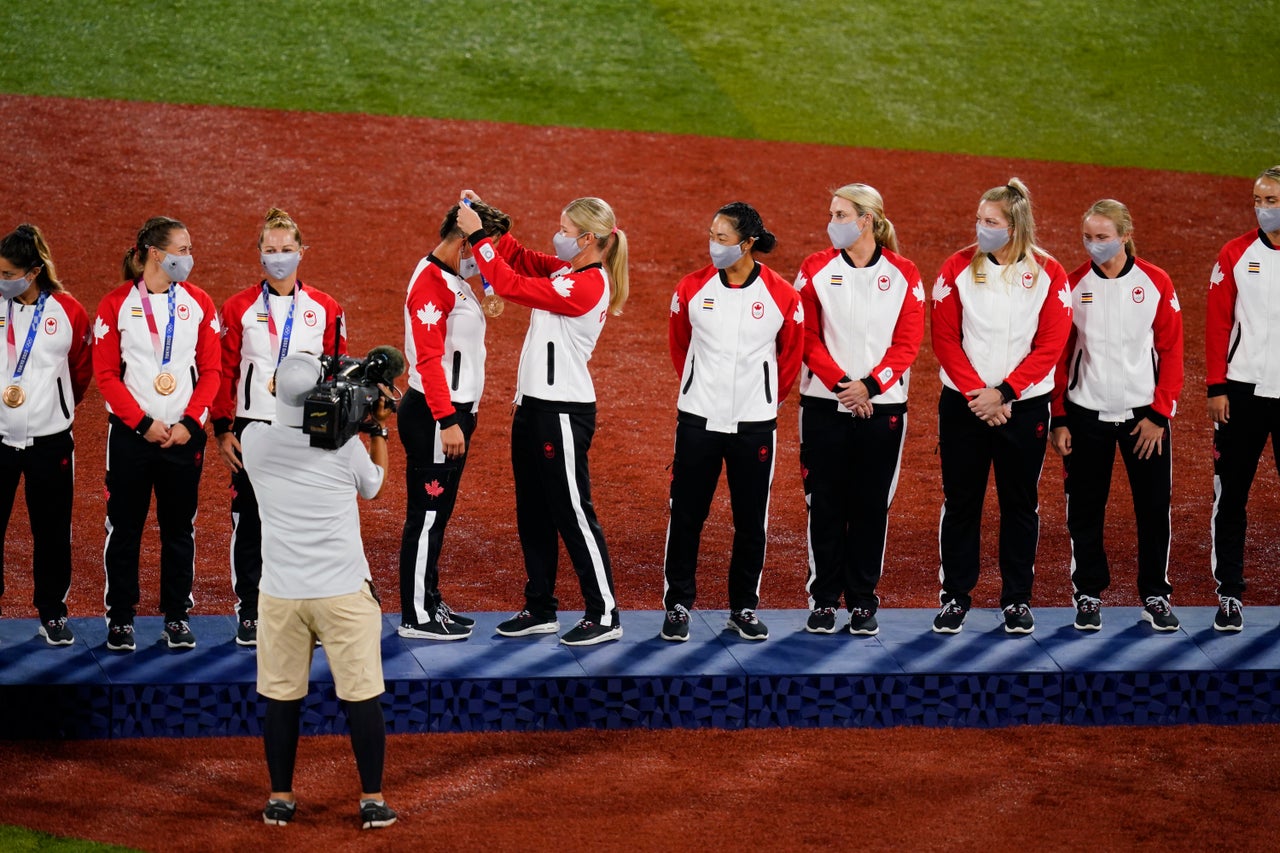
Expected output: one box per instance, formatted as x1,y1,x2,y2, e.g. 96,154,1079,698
52,293,93,406
92,283,147,430
869,254,925,393
313,286,349,357
1003,256,1073,399
930,253,986,394
1143,259,1184,420
406,264,458,422
472,233,603,317
796,257,845,390
1051,262,1090,419
765,268,804,398
1205,239,1241,394
668,273,696,377
184,286,222,427
213,289,250,432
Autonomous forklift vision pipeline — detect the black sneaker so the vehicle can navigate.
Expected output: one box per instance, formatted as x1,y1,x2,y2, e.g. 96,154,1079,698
660,604,690,642
495,610,559,637
932,600,968,634
726,609,769,641
1142,596,1180,632
805,607,838,634
1213,596,1243,632
38,617,75,646
163,620,197,649
359,799,397,830
106,622,136,651
263,798,296,825
437,601,475,628
1073,594,1102,631
560,617,623,646
1003,603,1035,634
235,618,258,647
398,614,471,641
847,606,879,636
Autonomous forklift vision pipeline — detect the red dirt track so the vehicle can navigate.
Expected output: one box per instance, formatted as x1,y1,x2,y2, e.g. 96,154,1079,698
3,95,1279,850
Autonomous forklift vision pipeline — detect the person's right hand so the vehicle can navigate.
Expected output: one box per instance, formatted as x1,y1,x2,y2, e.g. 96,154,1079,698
217,432,243,472
456,197,482,234
1050,426,1072,457
440,424,465,459
143,419,171,445
1209,395,1229,425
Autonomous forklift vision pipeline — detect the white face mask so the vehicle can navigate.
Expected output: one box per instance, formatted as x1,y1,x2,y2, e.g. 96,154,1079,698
1257,206,1280,234
976,224,1010,254
553,231,583,263
261,251,301,282
1084,237,1124,266
709,239,745,270
458,255,480,278
161,252,194,282
827,219,862,250
0,272,32,300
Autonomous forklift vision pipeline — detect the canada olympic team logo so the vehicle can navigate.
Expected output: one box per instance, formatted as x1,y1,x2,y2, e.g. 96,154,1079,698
1132,286,1145,303
176,304,190,321
43,317,58,335
1021,272,1035,289
303,309,318,326
751,301,765,319
878,275,891,291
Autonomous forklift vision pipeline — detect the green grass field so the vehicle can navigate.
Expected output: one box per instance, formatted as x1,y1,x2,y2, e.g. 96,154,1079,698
2,0,1270,176
0,825,136,852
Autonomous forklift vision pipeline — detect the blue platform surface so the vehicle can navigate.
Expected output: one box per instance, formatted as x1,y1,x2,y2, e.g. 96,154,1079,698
2,608,1278,738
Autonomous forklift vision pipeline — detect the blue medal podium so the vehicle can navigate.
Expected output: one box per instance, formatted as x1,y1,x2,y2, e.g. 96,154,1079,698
2,608,1278,739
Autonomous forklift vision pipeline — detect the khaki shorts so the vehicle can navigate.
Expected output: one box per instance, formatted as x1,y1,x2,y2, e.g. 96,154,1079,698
257,584,385,702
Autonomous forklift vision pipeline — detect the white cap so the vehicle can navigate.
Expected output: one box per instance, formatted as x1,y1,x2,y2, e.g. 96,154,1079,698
273,353,323,428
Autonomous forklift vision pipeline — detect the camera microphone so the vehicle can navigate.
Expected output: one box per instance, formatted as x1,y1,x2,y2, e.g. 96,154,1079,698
364,345,407,384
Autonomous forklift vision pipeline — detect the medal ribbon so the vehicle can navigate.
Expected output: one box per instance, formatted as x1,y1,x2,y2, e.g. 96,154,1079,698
261,282,299,368
136,280,177,373
6,291,49,384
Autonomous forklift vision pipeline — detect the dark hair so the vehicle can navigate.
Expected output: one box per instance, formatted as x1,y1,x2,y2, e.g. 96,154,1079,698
715,201,776,254
0,223,62,292
440,200,512,241
122,215,187,280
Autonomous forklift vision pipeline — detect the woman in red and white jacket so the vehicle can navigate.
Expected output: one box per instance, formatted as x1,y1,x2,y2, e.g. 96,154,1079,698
456,191,629,647
795,184,924,637
396,199,509,642
660,202,803,643
1206,165,1280,632
0,224,91,645
213,208,346,647
930,179,1071,635
1050,199,1183,632
94,216,221,652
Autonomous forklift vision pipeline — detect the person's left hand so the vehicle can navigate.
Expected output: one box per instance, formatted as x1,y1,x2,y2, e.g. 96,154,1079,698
161,421,191,448
967,387,1010,426
456,195,483,234
1131,417,1165,460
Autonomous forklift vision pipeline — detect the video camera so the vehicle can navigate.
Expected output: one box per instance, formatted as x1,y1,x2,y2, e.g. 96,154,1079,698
302,346,405,449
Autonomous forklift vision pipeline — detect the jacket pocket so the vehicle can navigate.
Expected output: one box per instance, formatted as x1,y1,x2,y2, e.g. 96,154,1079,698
681,357,695,395
451,351,462,392
762,361,773,404
244,363,254,411
1068,350,1083,391
56,377,71,420
546,342,555,387
1227,322,1242,364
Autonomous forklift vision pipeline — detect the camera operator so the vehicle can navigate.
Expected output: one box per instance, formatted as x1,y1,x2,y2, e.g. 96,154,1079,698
240,352,397,830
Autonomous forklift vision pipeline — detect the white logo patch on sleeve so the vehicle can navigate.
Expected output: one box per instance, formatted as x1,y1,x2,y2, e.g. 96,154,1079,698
877,366,893,384
480,244,495,262
417,302,443,328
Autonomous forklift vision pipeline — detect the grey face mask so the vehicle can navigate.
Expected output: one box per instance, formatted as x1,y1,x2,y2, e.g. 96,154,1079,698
709,239,745,270
553,231,582,263
260,251,301,282
458,255,480,278
1084,238,1123,266
976,224,1010,255
1257,206,1280,234
0,273,31,300
827,219,862,250
161,252,194,282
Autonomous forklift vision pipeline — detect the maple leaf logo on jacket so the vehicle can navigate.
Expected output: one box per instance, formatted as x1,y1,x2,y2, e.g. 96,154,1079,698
912,281,926,303
1209,263,1224,289
93,316,110,341
424,480,444,498
416,302,443,328
1170,291,1181,312
1058,285,1072,313
552,277,575,298
931,276,952,306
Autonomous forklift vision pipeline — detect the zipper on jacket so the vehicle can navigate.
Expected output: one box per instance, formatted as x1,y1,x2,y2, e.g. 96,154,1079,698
546,342,555,386
244,363,254,411
762,361,773,404
451,351,462,391
682,357,695,394
1227,322,1242,364
56,377,71,420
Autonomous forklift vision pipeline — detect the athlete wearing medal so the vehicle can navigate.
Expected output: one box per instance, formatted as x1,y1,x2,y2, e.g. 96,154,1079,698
93,216,221,651
0,225,92,645
213,208,346,647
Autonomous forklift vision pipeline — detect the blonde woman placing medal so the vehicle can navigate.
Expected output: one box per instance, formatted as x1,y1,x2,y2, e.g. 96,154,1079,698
213,208,347,647
0,225,92,645
93,216,222,652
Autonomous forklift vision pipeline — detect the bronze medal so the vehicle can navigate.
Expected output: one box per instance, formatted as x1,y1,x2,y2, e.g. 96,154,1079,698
1,384,25,408
154,372,177,396
268,375,276,395
482,293,505,318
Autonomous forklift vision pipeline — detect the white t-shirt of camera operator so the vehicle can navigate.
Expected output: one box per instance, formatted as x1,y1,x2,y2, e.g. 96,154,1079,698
241,421,385,599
